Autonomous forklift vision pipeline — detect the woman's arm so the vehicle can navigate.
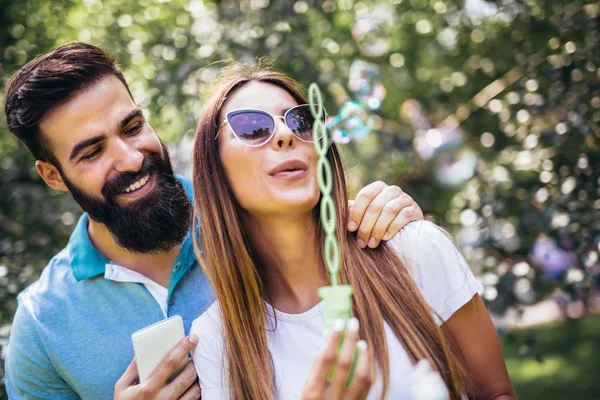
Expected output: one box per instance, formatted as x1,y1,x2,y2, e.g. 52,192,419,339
442,294,518,400
388,221,516,399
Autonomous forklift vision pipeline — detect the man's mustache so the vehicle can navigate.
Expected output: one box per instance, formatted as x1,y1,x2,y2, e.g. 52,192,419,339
101,154,161,201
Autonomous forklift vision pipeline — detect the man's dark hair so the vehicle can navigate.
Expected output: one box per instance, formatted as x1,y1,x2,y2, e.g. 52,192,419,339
4,42,132,165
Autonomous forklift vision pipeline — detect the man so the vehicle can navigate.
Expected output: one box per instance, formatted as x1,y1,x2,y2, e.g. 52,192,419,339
4,42,423,399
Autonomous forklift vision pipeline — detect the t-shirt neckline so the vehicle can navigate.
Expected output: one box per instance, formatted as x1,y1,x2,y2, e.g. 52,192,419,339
263,300,325,323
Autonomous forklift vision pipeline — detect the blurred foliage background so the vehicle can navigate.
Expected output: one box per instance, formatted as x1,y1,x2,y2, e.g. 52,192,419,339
1,0,599,398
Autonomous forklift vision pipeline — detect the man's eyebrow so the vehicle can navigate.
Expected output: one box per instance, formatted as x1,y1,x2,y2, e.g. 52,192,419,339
120,108,144,129
69,135,105,162
68,109,144,162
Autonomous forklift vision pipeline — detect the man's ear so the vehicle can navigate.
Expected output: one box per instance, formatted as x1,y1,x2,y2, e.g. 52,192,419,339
35,160,69,192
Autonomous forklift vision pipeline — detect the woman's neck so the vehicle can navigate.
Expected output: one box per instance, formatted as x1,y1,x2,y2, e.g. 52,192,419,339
243,213,328,314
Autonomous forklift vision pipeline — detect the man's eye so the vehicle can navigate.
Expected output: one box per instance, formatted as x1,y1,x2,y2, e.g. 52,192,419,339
81,148,101,161
125,123,143,135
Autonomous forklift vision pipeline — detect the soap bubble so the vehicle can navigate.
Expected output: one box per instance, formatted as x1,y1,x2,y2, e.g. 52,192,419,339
328,101,374,143
348,60,387,110
330,122,351,144
413,127,462,161
530,235,577,279
435,148,478,186
351,7,392,57
401,99,431,131
409,100,476,186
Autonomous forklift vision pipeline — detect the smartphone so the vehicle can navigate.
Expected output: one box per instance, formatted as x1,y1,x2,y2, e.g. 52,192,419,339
131,315,188,382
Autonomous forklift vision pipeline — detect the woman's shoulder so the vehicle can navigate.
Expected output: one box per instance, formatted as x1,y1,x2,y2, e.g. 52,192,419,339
387,220,452,254
387,220,466,268
190,301,224,341
190,301,229,399
386,220,483,324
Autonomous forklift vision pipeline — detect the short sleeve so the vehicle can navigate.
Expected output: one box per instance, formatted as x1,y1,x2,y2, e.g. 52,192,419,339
5,303,79,399
387,221,483,325
190,303,229,400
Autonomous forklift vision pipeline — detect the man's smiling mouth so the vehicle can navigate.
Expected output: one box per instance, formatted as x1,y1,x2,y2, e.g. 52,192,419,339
123,174,150,193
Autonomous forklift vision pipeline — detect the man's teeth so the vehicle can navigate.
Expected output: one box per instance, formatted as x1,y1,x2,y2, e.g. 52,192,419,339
124,175,150,193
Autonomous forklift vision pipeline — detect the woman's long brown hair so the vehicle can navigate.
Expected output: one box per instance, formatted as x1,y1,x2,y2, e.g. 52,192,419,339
192,63,469,399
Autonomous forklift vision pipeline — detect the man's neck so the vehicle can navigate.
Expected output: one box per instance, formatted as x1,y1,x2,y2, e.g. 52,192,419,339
87,218,182,288
244,213,328,314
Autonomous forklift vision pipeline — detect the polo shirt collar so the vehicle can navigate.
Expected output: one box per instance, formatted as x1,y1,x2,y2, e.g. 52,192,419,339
68,174,195,282
69,213,107,281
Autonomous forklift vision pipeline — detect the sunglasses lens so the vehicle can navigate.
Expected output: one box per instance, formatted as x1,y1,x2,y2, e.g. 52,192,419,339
228,111,274,145
286,105,321,141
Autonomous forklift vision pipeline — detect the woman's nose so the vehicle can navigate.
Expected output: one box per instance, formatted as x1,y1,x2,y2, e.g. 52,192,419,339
271,116,296,149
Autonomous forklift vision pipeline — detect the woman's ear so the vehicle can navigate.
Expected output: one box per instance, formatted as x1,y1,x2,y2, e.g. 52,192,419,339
35,160,69,192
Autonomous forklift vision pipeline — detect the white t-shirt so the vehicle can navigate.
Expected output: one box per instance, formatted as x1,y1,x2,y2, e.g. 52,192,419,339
191,220,483,399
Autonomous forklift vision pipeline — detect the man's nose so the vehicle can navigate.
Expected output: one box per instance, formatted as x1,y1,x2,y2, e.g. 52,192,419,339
112,139,144,173
271,116,296,149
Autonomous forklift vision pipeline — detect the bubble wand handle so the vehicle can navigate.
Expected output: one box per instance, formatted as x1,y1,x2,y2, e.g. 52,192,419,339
309,83,357,386
308,83,340,286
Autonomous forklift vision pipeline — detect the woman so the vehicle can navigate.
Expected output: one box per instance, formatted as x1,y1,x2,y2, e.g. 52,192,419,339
190,63,517,400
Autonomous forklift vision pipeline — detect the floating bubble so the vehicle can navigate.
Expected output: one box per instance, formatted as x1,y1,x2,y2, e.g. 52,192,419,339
401,99,422,119
408,99,476,186
330,123,351,144
530,235,576,279
483,286,498,301
328,101,374,143
583,251,598,269
413,127,462,161
513,261,531,277
514,277,535,303
401,99,430,131
351,7,392,57
435,148,478,186
414,127,476,186
348,60,386,110
437,27,458,48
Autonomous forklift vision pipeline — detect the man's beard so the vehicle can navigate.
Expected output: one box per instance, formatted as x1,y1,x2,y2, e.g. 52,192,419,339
63,146,191,254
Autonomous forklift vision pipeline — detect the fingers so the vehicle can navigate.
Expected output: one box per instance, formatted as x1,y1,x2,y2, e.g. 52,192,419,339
329,318,361,400
302,319,346,399
163,360,197,398
348,181,387,243
352,183,405,248
382,205,424,242
346,340,373,399
147,335,198,390
178,378,201,400
366,196,414,248
114,357,139,392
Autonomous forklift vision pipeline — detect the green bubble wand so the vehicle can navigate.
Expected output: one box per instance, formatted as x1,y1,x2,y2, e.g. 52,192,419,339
308,83,358,386
308,83,451,399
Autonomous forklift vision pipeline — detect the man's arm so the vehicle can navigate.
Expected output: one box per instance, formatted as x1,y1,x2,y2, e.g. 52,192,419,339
6,304,79,399
349,181,423,248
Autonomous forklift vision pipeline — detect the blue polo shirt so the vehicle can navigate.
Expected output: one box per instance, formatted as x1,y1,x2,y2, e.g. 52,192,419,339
5,177,215,399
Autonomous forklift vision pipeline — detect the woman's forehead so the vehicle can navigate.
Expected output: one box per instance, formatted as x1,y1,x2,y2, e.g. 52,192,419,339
223,81,299,115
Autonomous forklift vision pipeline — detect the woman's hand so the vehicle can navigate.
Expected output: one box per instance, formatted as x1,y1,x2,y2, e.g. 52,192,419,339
301,319,373,400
